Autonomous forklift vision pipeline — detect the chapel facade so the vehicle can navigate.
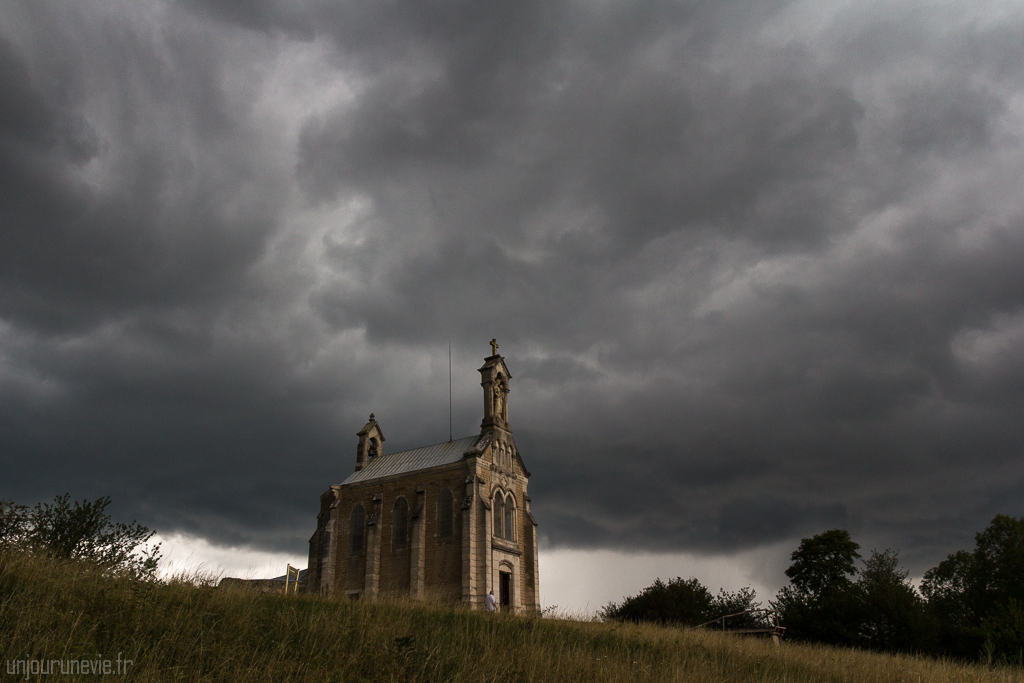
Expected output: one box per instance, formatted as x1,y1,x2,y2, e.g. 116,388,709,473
306,342,540,611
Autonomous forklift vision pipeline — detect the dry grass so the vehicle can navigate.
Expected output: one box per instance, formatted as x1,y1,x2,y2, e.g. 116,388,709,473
1,551,1021,682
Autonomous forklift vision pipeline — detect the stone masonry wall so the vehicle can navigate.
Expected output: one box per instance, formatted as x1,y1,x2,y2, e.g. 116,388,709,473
331,463,468,600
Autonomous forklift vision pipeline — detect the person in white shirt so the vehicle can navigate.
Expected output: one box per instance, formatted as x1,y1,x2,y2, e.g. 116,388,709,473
485,590,496,612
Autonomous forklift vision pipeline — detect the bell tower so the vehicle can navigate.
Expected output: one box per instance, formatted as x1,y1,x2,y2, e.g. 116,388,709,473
355,413,385,472
479,339,512,435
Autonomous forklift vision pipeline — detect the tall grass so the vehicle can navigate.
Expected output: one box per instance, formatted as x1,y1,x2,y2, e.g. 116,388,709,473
1,551,1021,682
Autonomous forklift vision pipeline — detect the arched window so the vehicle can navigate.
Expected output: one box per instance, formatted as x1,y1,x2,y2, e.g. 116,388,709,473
350,504,365,556
494,493,504,539
392,497,409,551
437,489,454,539
504,493,515,541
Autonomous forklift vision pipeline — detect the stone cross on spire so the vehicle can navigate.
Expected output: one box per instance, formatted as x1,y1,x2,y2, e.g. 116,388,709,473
490,338,499,355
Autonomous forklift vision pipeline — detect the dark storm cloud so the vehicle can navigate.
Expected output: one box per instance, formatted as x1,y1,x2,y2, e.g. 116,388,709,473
0,4,284,334
1,0,1023,581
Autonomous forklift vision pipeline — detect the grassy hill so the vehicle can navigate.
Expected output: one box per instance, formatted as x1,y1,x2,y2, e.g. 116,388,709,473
2,552,1021,682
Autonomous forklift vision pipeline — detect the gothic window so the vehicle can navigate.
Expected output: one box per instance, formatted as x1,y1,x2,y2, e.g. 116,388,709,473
504,493,515,542
392,497,409,551
494,492,504,539
350,504,365,556
437,489,454,539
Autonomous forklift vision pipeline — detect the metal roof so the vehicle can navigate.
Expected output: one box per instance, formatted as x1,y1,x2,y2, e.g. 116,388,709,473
341,434,483,485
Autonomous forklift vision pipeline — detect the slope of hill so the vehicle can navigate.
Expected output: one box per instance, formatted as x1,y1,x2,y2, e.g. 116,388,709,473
2,552,1020,682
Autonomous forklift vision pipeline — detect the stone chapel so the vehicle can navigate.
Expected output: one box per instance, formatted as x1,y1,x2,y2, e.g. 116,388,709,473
305,341,540,611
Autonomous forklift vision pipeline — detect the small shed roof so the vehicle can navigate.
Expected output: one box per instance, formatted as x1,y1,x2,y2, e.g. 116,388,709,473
341,434,483,485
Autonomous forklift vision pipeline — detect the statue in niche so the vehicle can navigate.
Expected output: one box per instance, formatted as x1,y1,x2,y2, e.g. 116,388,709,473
367,437,380,461
493,383,504,420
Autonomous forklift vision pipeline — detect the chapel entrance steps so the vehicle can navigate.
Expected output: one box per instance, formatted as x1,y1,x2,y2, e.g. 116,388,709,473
697,608,787,645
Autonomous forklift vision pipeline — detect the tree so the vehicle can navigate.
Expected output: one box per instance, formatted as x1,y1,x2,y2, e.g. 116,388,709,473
775,529,862,646
972,515,1024,608
855,549,935,654
922,514,1024,661
4,494,161,578
600,576,715,626
980,599,1024,665
785,529,861,598
919,548,976,654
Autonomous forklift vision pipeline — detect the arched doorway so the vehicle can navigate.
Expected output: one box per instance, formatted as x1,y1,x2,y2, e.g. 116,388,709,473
499,571,511,608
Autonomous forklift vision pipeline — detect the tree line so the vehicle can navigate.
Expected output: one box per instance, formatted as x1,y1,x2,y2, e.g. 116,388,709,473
600,515,1024,664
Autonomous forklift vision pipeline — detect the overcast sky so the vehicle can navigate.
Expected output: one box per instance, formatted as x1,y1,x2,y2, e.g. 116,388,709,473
2,0,1023,611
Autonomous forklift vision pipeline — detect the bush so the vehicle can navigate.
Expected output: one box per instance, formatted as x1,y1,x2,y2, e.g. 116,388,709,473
600,576,715,626
0,499,30,550
599,577,768,629
0,494,161,578
708,586,769,629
